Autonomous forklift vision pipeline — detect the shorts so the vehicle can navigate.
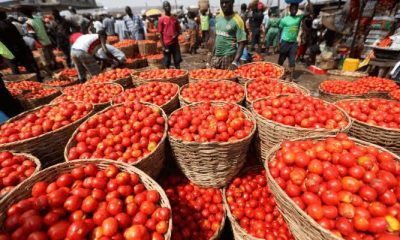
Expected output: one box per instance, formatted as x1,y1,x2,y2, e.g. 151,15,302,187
278,40,298,67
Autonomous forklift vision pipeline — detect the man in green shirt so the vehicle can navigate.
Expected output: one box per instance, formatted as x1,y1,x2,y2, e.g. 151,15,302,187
277,3,304,81
210,0,247,70
200,11,210,47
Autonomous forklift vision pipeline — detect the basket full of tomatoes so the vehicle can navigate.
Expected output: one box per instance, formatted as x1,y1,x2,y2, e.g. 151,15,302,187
0,159,172,240
189,69,238,83
133,69,189,87
319,80,369,102
147,54,164,69
245,77,310,109
112,82,179,115
235,62,285,86
251,95,351,161
265,134,400,240
0,151,41,199
224,166,294,240
113,40,138,58
160,171,226,239
179,80,245,107
168,102,256,187
357,76,399,99
389,89,400,101
138,40,157,56
0,102,93,168
18,87,62,111
336,98,400,156
45,78,79,90
54,83,124,112
65,101,168,178
87,68,135,89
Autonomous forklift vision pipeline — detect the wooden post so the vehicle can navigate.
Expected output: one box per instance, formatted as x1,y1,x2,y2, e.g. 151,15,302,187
350,0,366,58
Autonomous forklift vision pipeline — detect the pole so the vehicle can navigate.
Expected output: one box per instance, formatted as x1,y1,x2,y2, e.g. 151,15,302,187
350,0,365,58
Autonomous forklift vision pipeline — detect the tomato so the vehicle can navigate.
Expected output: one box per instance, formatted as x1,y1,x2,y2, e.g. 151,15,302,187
47,221,69,240
124,225,150,240
181,81,244,104
102,217,119,237
369,217,388,233
27,231,48,240
81,196,98,213
66,220,89,240
107,198,123,216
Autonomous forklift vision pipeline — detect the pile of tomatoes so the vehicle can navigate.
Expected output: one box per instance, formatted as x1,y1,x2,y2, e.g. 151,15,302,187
246,78,302,101
59,68,78,78
189,69,236,81
0,102,92,144
0,163,171,240
55,83,123,105
138,40,155,45
8,88,22,97
139,69,186,80
67,102,165,163
226,168,294,239
168,103,254,142
268,133,400,240
21,88,58,100
160,173,224,240
336,98,400,129
6,81,43,92
0,151,37,197
252,53,264,62
113,82,178,106
356,77,399,93
389,89,400,101
181,81,244,104
235,62,284,80
88,69,133,84
320,80,370,96
113,40,137,48
107,36,118,43
1,66,26,75
253,95,349,129
46,79,76,88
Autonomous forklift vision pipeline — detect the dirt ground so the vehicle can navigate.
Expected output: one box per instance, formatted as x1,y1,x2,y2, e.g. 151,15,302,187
180,48,327,97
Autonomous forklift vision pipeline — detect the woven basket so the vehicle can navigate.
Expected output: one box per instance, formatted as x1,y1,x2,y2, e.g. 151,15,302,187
251,96,352,161
147,58,164,69
365,91,389,99
168,102,256,188
2,73,37,82
222,166,265,240
244,79,311,109
116,45,137,58
335,99,400,156
132,70,189,87
0,103,94,168
0,151,41,200
160,84,180,115
138,41,157,56
124,58,148,69
237,62,285,86
318,86,366,102
178,80,245,107
264,136,400,240
145,33,159,41
44,79,80,90
0,159,172,240
19,88,62,110
64,102,168,178
180,42,190,54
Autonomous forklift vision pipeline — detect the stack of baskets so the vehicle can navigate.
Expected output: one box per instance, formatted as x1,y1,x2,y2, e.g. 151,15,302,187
138,40,157,56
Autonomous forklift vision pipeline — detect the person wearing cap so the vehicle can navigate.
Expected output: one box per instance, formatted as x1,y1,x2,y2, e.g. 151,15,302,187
20,6,57,73
70,30,120,83
114,14,126,40
210,0,246,70
278,2,311,81
0,7,42,80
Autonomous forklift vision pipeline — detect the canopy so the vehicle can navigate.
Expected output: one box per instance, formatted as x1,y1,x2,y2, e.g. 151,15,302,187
146,9,162,17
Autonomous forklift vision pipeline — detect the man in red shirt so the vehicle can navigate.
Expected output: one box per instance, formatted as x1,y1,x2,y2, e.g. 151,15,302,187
158,1,182,69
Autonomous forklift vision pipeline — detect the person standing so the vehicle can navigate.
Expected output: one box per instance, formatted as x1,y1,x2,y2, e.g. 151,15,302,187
20,6,56,72
92,15,104,33
248,3,264,52
278,3,309,81
200,10,209,47
114,14,126,40
187,11,198,54
52,9,72,67
124,7,145,40
264,12,280,55
102,14,115,36
158,1,182,69
0,8,41,80
70,30,119,83
210,0,246,70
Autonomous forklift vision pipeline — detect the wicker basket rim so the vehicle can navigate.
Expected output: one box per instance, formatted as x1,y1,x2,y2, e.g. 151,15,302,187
135,69,189,82
335,98,400,132
0,158,172,239
188,69,238,80
245,78,310,102
168,101,256,145
86,75,133,85
111,81,180,109
64,102,168,167
21,87,60,101
318,84,366,97
179,80,245,105
0,151,41,199
44,78,79,88
263,135,400,240
236,62,285,79
0,102,95,148
251,95,352,132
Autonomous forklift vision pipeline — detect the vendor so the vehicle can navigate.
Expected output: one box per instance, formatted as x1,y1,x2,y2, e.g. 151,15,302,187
96,44,126,69
70,30,121,83
210,0,247,70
